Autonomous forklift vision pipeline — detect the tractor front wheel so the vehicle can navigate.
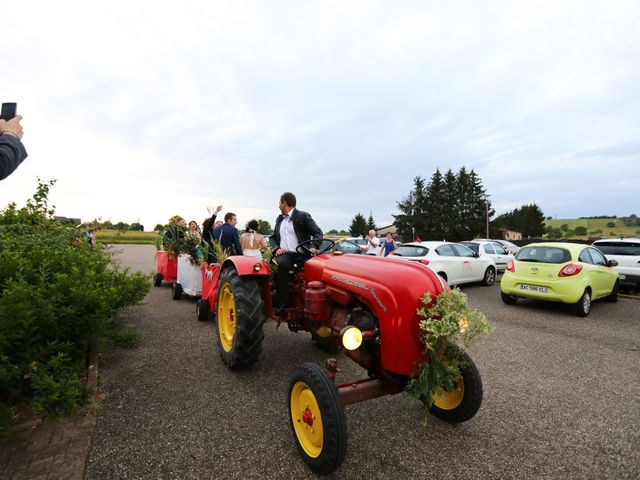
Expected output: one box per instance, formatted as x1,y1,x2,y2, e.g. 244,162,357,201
215,267,266,369
429,352,483,423
288,363,347,475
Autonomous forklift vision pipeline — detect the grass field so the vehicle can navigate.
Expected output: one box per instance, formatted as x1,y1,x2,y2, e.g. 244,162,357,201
95,229,159,245
544,218,640,238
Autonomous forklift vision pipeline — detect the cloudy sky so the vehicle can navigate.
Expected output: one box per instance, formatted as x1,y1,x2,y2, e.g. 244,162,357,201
2,1,639,232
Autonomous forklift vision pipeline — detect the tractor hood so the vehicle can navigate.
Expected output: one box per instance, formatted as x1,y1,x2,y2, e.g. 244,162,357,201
305,254,446,377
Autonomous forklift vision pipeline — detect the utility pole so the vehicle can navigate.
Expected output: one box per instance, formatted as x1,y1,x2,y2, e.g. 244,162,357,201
485,194,491,239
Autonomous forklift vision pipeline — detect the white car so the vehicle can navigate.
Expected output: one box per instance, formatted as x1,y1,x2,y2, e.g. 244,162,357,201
592,238,640,288
386,241,497,286
461,240,514,272
474,238,520,255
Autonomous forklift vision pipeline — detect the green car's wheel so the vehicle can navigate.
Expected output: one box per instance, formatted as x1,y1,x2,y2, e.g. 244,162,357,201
607,280,619,303
572,289,591,317
501,291,517,305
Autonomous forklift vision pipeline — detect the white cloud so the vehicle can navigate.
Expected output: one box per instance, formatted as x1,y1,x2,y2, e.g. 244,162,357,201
2,1,640,232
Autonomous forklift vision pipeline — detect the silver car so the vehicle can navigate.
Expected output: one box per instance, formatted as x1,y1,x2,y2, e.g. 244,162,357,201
462,240,514,272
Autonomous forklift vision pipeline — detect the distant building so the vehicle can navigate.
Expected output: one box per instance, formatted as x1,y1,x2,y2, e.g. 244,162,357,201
376,224,397,237
502,229,522,241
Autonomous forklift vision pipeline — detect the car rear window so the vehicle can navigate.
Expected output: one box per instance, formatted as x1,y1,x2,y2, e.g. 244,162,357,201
393,245,429,257
593,241,640,256
461,242,479,253
516,246,571,264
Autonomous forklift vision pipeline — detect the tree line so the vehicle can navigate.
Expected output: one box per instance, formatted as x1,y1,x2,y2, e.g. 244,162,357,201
347,167,547,242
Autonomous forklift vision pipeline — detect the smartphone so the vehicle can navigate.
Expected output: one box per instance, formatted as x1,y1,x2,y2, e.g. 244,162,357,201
1,103,17,121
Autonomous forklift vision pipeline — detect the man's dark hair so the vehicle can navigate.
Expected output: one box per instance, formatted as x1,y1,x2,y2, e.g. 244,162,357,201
224,212,236,223
247,219,259,231
280,192,296,208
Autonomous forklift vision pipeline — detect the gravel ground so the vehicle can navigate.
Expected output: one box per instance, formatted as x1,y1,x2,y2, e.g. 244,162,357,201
86,245,640,479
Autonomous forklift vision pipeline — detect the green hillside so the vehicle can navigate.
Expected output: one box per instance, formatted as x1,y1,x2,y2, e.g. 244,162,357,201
544,218,640,239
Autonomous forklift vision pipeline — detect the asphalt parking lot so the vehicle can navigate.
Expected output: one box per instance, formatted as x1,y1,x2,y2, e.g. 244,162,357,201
86,245,640,479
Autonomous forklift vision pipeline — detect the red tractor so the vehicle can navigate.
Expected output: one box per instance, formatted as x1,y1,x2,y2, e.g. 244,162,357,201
214,240,484,475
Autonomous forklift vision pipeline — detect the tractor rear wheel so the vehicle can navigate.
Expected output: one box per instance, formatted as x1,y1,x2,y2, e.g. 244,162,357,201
153,273,163,287
216,267,265,369
288,363,347,475
429,352,483,423
172,282,183,300
196,299,210,321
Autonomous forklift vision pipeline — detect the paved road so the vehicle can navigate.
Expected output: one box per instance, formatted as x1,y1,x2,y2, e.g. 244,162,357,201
86,245,640,479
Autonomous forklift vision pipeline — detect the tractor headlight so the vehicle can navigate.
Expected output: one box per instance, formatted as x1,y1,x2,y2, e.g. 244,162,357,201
341,326,363,351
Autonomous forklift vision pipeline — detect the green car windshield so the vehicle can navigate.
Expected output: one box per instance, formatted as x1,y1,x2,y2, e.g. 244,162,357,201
516,246,571,264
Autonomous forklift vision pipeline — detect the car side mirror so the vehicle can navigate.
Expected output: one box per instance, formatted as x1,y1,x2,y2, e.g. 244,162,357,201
607,259,618,267
474,252,479,258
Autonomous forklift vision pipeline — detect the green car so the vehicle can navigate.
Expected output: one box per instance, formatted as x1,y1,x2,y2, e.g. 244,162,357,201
500,242,619,317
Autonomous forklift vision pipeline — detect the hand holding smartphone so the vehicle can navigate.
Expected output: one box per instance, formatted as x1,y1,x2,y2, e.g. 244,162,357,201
1,103,17,121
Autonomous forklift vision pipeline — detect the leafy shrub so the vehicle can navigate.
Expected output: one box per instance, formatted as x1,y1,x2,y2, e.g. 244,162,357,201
0,180,150,426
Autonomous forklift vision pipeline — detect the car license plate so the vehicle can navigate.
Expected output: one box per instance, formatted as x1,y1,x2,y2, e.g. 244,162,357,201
520,284,547,293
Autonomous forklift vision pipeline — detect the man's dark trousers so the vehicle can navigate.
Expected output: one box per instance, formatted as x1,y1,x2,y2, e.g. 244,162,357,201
275,252,305,309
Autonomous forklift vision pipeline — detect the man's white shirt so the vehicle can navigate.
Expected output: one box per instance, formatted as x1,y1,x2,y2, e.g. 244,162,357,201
365,236,379,255
280,208,298,251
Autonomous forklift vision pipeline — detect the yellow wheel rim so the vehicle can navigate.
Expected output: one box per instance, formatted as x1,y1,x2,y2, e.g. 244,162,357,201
433,377,464,410
290,381,323,458
217,284,236,352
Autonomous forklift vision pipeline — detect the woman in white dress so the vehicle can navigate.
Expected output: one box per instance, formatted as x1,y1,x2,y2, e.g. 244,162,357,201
240,220,268,259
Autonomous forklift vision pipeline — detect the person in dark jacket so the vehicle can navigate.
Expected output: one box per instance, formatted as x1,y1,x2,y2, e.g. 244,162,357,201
0,115,27,181
211,212,243,261
269,192,323,313
202,205,223,263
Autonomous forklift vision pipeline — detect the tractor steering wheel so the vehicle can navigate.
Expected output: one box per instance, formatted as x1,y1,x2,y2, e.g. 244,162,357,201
296,238,335,257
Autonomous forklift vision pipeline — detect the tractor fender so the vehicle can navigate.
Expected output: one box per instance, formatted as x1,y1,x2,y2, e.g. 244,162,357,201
221,255,271,277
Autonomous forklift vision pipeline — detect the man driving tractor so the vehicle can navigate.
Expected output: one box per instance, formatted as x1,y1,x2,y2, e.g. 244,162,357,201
269,192,323,316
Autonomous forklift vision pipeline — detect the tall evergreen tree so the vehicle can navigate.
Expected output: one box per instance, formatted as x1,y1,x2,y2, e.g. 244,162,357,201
366,212,376,232
393,176,427,241
349,213,368,237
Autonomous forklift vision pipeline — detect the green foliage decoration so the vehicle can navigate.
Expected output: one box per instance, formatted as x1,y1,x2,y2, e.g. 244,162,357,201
405,288,493,418
0,180,150,427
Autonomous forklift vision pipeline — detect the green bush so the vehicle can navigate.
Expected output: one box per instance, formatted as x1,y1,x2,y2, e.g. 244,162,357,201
0,180,150,427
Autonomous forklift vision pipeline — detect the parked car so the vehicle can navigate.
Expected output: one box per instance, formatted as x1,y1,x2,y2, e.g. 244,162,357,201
461,240,514,272
474,238,520,255
500,242,619,317
591,238,640,288
333,238,365,255
386,241,497,286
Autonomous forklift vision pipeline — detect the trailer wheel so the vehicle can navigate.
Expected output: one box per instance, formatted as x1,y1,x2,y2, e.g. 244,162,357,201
172,282,183,300
215,267,265,369
196,299,210,322
153,273,163,287
429,351,483,423
288,363,347,475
